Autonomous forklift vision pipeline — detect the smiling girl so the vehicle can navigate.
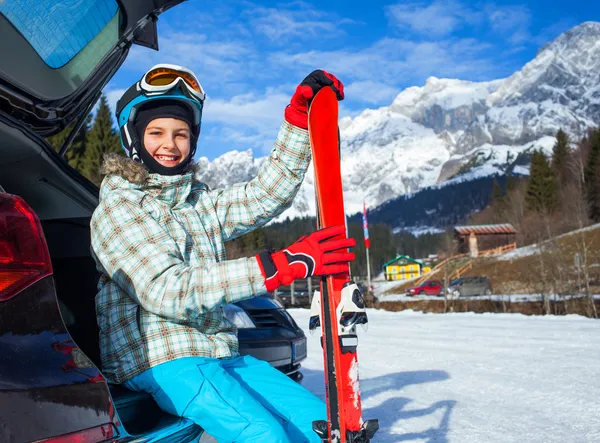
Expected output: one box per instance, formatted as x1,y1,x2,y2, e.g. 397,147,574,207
90,64,350,442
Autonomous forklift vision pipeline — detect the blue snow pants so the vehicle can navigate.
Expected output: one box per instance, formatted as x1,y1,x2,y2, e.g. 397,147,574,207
123,355,326,443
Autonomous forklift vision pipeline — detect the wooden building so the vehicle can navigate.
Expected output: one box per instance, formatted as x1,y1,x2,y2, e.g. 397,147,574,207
383,255,432,281
454,224,517,257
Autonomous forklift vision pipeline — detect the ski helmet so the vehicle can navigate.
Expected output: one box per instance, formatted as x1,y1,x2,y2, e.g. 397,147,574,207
115,64,206,176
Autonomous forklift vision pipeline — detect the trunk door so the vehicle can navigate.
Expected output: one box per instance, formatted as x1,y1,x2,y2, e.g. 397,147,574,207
0,0,185,136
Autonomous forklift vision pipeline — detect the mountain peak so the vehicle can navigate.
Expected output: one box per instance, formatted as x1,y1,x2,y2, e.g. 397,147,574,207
487,20,600,109
537,21,600,57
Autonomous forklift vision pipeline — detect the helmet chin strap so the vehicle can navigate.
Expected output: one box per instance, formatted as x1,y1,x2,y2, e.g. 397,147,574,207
137,140,196,176
126,99,200,176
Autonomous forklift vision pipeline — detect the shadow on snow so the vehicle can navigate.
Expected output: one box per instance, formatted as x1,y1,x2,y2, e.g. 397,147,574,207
300,368,455,443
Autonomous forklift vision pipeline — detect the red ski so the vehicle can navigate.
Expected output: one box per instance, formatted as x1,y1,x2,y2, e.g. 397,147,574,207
307,87,379,443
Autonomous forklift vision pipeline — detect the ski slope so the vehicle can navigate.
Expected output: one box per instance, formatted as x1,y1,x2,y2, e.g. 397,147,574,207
289,309,600,442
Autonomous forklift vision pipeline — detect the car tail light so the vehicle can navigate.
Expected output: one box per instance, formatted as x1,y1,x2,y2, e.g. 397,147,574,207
33,423,116,443
0,193,52,301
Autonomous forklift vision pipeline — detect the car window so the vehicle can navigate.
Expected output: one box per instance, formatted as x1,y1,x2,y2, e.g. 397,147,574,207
1,0,118,68
0,0,122,99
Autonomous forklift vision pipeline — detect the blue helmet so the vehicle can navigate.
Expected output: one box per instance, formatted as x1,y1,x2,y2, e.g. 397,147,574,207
115,64,205,175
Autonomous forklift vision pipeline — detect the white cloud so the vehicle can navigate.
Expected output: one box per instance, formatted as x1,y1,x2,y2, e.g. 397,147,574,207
204,90,289,128
246,5,350,40
270,37,497,89
486,4,530,32
198,89,290,156
485,4,531,43
123,32,255,82
386,1,482,37
344,81,400,104
386,1,532,44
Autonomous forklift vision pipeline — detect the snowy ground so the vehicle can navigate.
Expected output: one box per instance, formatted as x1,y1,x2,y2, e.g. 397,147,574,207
289,308,600,442
377,292,600,302
372,279,415,296
497,222,600,261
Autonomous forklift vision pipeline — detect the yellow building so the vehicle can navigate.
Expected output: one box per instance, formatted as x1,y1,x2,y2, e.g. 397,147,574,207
383,255,432,281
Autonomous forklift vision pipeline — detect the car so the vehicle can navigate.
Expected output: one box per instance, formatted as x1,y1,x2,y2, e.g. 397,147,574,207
447,276,492,298
407,280,444,296
0,2,306,442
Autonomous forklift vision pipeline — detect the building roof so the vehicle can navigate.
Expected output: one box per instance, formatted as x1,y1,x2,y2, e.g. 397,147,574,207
383,255,424,268
454,223,517,235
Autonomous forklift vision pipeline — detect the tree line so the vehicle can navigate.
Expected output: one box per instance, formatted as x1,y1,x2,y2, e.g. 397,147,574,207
46,94,122,187
474,128,600,246
355,175,503,229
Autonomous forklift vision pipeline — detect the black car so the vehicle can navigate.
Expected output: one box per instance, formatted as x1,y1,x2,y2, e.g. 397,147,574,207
0,2,306,442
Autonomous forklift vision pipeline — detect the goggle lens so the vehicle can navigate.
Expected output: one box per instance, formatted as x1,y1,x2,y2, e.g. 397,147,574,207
145,68,204,94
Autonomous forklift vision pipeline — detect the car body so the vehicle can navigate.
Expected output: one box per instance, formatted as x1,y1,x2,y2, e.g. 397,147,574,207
407,280,444,296
448,276,492,298
0,2,305,442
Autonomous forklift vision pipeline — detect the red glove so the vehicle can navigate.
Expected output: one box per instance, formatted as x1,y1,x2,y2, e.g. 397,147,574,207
284,70,344,129
256,225,355,292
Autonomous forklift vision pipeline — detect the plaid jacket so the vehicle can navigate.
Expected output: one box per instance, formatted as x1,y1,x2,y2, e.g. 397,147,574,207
90,121,311,384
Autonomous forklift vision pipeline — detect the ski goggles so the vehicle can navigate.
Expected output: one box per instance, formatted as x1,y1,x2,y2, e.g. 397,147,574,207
140,64,206,102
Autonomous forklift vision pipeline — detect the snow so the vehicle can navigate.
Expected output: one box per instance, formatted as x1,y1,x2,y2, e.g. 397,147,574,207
498,223,600,261
378,292,600,303
372,279,419,297
392,226,445,237
349,357,361,410
289,308,600,442
496,244,539,261
391,77,501,113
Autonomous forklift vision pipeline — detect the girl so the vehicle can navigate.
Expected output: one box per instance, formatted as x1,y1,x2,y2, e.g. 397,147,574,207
91,64,351,442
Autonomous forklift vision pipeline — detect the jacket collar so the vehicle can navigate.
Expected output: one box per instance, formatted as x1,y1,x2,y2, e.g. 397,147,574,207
99,153,204,206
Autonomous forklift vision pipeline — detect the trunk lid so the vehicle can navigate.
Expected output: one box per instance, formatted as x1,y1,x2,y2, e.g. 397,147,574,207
0,0,185,136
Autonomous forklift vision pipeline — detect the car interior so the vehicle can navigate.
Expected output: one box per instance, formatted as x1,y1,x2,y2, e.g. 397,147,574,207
0,119,174,434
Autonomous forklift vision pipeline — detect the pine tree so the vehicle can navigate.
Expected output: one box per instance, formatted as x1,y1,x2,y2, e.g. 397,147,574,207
486,177,508,221
46,113,92,171
584,129,600,221
82,95,123,186
525,150,558,213
551,129,570,185
491,178,503,203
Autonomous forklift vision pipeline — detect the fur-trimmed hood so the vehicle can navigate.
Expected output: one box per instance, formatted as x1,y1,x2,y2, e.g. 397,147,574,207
99,153,206,207
100,153,199,185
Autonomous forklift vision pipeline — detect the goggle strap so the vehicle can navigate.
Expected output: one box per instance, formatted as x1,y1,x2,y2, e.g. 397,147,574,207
141,78,205,102
116,83,143,120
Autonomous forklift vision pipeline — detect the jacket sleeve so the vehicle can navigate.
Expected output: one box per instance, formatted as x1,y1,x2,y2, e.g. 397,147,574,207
206,121,311,242
90,196,267,322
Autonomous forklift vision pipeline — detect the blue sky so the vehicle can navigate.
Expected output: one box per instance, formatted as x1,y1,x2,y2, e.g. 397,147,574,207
105,0,599,160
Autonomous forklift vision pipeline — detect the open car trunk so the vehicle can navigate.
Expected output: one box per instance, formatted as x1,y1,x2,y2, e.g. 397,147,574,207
0,115,190,436
42,218,189,435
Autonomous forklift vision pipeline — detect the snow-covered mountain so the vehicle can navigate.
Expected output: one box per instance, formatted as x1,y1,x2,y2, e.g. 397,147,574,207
196,22,600,221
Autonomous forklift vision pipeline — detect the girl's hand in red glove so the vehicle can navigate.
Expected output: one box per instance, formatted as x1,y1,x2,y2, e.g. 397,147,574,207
285,70,344,129
256,225,355,292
